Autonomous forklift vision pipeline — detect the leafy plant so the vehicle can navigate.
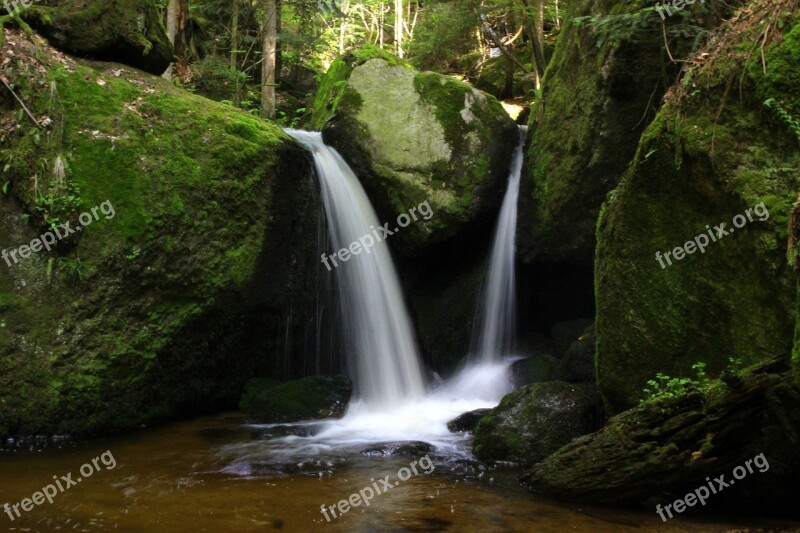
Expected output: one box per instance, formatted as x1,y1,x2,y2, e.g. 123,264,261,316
640,361,711,404
764,98,800,144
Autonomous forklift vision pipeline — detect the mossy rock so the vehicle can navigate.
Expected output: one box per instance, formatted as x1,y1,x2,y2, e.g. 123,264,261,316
21,0,172,75
0,30,319,437
322,57,519,256
309,45,411,131
521,359,800,517
517,0,733,264
473,381,603,465
595,5,800,412
239,376,353,423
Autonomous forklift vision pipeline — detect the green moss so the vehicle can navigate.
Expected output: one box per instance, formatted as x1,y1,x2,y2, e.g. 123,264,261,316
309,45,412,131
595,8,800,412
0,35,318,437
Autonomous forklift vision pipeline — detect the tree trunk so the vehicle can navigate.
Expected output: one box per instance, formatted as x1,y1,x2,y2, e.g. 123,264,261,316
394,0,404,58
261,0,278,119
162,0,179,79
230,0,239,69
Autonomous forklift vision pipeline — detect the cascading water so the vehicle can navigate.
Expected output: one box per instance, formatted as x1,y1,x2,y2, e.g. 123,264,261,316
286,130,425,409
218,130,520,471
471,127,527,363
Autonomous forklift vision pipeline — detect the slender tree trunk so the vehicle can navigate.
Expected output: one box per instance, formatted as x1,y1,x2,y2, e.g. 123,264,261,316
162,0,179,79
394,0,404,58
261,0,278,119
230,0,239,69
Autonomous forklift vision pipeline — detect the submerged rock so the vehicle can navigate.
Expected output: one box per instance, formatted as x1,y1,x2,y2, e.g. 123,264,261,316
239,376,352,424
521,359,800,517
473,381,603,465
359,441,434,457
446,408,492,433
22,0,172,75
321,52,519,256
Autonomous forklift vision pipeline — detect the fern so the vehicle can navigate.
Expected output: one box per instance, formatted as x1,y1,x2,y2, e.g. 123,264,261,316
764,98,800,144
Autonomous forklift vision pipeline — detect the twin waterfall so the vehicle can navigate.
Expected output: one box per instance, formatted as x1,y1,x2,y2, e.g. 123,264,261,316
288,128,525,409
288,130,425,408
471,128,526,362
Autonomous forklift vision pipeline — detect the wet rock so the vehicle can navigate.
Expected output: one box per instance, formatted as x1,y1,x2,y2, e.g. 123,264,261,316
510,355,560,388
473,381,604,465
239,376,352,424
359,441,434,457
447,409,492,433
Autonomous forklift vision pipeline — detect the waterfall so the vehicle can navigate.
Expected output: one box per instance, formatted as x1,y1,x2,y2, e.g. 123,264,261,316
471,127,527,362
287,130,426,409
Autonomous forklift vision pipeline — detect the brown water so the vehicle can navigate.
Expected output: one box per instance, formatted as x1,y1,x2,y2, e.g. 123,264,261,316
1,413,797,532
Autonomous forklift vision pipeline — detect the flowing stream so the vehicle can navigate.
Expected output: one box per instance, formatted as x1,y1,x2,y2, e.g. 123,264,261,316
471,127,526,363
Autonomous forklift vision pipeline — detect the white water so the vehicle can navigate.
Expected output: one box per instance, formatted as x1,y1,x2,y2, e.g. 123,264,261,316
223,130,517,460
472,127,526,363
287,130,425,409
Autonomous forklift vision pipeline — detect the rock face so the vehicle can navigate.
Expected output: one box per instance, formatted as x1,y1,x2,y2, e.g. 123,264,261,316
473,382,603,465
239,376,352,423
0,30,319,437
22,0,172,75
595,3,800,412
521,359,800,518
556,324,596,383
446,408,492,433
517,0,733,265
322,54,519,256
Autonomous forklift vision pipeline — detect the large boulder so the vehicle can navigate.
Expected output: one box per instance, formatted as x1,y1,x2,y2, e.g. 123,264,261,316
517,0,734,264
595,1,800,412
21,0,172,75
0,29,319,437
521,359,800,518
239,376,352,423
321,54,519,256
473,381,603,465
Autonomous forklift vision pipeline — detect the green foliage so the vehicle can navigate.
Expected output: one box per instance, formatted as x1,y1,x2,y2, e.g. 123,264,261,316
640,362,710,403
640,359,746,404
574,7,706,50
764,98,800,144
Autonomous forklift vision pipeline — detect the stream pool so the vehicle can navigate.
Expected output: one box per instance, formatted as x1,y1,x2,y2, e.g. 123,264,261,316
1,412,797,532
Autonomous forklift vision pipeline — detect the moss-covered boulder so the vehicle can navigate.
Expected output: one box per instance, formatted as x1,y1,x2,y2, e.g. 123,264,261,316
309,45,409,131
517,0,733,264
21,0,172,75
239,376,352,423
321,56,519,256
521,359,800,517
595,3,800,412
0,29,319,437
473,381,603,465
